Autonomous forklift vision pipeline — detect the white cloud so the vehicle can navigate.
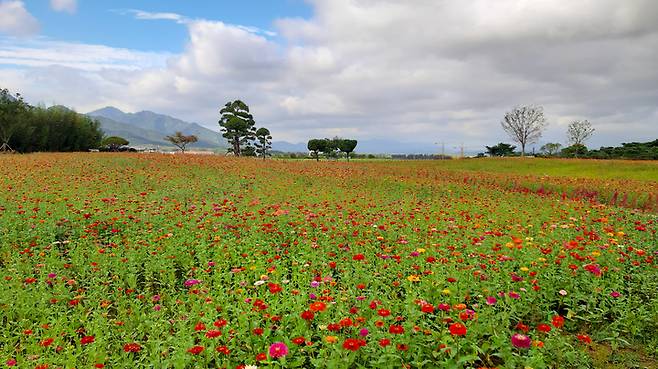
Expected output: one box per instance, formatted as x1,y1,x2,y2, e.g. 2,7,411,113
2,1,658,149
0,1,39,36
50,0,76,14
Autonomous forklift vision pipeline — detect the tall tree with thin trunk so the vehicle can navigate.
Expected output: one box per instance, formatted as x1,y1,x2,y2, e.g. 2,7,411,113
567,120,595,146
501,105,548,157
219,100,256,156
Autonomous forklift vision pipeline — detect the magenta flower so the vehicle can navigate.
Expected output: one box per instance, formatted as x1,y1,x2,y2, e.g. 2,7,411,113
511,333,532,349
359,328,369,337
610,291,621,298
485,296,497,305
269,342,289,358
184,279,200,287
508,291,520,299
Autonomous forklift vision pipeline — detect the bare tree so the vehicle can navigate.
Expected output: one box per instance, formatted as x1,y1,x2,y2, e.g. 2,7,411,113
501,105,548,157
567,120,594,146
165,131,198,153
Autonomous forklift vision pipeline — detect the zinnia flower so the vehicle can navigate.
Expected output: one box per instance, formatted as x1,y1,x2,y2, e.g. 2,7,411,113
269,342,289,358
511,333,532,349
184,279,200,287
449,322,467,336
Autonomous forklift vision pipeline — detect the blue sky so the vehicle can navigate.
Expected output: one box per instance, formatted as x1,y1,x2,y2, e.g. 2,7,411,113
26,0,311,52
1,1,657,151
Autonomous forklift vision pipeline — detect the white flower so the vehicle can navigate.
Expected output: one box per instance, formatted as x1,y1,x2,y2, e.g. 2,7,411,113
254,280,265,286
559,289,568,296
245,365,258,369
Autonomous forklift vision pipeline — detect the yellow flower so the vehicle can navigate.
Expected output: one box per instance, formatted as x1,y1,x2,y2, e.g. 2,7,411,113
591,250,601,257
407,275,421,282
416,248,426,253
442,289,451,296
520,267,529,272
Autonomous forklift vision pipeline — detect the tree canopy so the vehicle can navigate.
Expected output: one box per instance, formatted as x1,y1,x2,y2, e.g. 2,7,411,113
219,100,256,156
485,143,516,157
102,136,129,151
255,127,272,160
165,131,198,153
567,120,595,146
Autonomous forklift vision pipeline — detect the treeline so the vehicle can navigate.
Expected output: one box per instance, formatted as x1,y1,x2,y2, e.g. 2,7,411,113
570,140,658,160
1,89,103,153
307,137,358,161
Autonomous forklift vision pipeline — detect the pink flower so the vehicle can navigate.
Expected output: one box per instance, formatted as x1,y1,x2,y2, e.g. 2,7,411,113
485,296,497,305
269,342,289,358
359,328,369,337
610,291,621,298
508,291,520,299
511,333,532,349
184,279,200,287
6,359,17,366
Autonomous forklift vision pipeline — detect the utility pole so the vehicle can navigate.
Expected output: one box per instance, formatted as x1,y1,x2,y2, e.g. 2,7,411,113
460,143,464,159
435,142,445,159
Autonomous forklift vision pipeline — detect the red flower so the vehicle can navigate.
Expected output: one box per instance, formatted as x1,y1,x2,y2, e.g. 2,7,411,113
537,324,552,333
309,301,326,312
515,322,529,333
342,338,366,351
252,327,264,336
421,304,434,313
216,345,230,355
551,315,565,329
39,338,54,347
389,325,405,334
396,343,409,351
123,343,141,353
353,254,365,261
577,334,592,344
194,322,206,331
268,283,282,294
187,345,204,355
449,323,467,336
378,309,391,317
327,323,341,332
379,338,391,347
80,336,95,345
301,310,315,321
205,330,222,338
256,352,267,361
214,319,228,328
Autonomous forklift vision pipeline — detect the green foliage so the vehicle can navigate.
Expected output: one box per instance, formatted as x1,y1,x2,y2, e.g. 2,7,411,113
485,143,517,157
561,144,588,158
0,89,103,152
101,136,129,151
586,140,658,160
219,100,256,156
337,138,358,161
165,131,198,153
254,127,272,160
307,138,329,161
540,142,562,157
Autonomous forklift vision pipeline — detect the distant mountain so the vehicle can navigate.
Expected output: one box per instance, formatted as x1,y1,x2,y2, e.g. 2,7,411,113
88,107,225,149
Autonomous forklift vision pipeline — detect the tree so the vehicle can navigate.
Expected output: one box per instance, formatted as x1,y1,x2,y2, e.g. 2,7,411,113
0,88,30,152
567,120,594,146
307,139,328,161
485,143,516,157
102,136,129,151
165,131,198,153
337,139,358,161
254,127,272,160
501,105,547,156
219,100,256,156
561,144,588,158
540,142,562,157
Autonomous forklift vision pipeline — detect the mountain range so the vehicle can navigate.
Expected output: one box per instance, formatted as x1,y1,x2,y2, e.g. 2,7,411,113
87,106,468,155
87,107,225,149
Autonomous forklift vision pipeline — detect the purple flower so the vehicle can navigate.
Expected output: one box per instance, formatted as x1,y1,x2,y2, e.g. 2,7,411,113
269,342,289,358
184,279,201,287
511,333,532,349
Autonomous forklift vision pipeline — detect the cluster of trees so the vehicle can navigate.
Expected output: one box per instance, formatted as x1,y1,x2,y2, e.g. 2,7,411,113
391,154,452,160
1,88,103,153
218,100,272,158
307,138,358,161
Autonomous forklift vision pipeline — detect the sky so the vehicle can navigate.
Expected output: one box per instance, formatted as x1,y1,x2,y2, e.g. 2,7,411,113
1,0,657,153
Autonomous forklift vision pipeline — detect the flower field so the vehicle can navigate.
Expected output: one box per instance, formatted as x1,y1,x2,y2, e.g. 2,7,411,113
0,153,656,369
